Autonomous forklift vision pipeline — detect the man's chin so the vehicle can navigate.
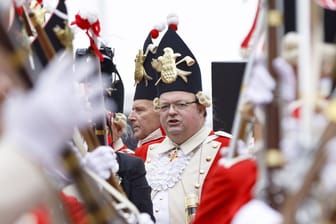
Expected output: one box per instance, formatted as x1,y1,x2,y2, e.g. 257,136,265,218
133,131,142,140
166,127,183,135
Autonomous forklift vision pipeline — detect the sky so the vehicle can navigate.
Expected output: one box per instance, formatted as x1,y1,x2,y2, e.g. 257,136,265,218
65,0,259,127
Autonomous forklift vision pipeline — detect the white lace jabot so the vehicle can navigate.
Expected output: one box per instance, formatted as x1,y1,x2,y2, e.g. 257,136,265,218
147,149,192,192
147,126,212,192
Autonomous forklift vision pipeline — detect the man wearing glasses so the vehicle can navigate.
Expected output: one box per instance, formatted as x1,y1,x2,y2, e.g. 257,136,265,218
144,24,232,224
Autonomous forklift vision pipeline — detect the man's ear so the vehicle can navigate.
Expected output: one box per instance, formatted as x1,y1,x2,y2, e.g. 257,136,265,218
198,104,206,115
117,126,124,135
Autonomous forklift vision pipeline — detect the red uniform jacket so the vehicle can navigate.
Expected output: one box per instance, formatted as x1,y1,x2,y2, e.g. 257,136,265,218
193,157,257,224
134,127,166,161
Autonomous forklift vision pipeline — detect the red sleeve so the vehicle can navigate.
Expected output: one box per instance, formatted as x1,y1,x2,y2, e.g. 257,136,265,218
60,192,89,224
31,206,50,224
134,144,149,161
193,158,257,224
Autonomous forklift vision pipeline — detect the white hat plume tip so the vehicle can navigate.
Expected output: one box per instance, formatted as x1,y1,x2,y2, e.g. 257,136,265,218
167,13,179,25
154,22,166,32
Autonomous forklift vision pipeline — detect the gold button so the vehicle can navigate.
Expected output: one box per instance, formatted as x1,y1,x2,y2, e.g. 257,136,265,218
206,156,211,162
147,159,151,163
212,142,218,148
195,183,200,189
199,169,205,174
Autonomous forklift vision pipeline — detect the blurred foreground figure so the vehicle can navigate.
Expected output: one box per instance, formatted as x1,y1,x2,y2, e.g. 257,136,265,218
0,52,104,223
270,31,336,224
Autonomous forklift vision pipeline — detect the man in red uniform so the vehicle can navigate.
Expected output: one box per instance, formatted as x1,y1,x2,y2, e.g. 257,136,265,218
129,28,166,161
144,15,232,223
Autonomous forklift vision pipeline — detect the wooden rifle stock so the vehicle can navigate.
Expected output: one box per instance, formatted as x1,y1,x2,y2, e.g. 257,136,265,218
281,121,335,224
29,11,56,61
80,127,126,195
265,0,282,165
62,148,126,224
18,5,34,37
264,0,285,210
0,20,33,88
91,53,109,147
227,1,265,158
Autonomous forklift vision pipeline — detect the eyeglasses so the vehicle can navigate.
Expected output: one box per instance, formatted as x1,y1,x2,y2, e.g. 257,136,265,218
158,101,197,112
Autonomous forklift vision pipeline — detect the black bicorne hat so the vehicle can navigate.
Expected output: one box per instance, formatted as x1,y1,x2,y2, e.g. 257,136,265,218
75,46,124,113
153,26,202,96
100,46,124,113
133,31,160,101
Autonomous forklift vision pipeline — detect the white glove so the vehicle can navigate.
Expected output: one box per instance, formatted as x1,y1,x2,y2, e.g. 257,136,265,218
272,57,296,102
244,60,276,105
137,213,154,224
2,52,104,167
83,146,119,179
232,199,282,224
220,140,250,159
126,213,154,224
321,138,336,193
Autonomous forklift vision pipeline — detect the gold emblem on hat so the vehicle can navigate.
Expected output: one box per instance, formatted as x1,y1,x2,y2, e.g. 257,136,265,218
152,47,194,85
134,44,156,86
53,22,74,51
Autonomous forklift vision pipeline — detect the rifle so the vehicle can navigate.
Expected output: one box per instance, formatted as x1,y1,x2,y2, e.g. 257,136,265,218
280,118,336,224
0,12,33,89
263,0,286,210
75,47,109,147
29,11,56,61
227,0,265,158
